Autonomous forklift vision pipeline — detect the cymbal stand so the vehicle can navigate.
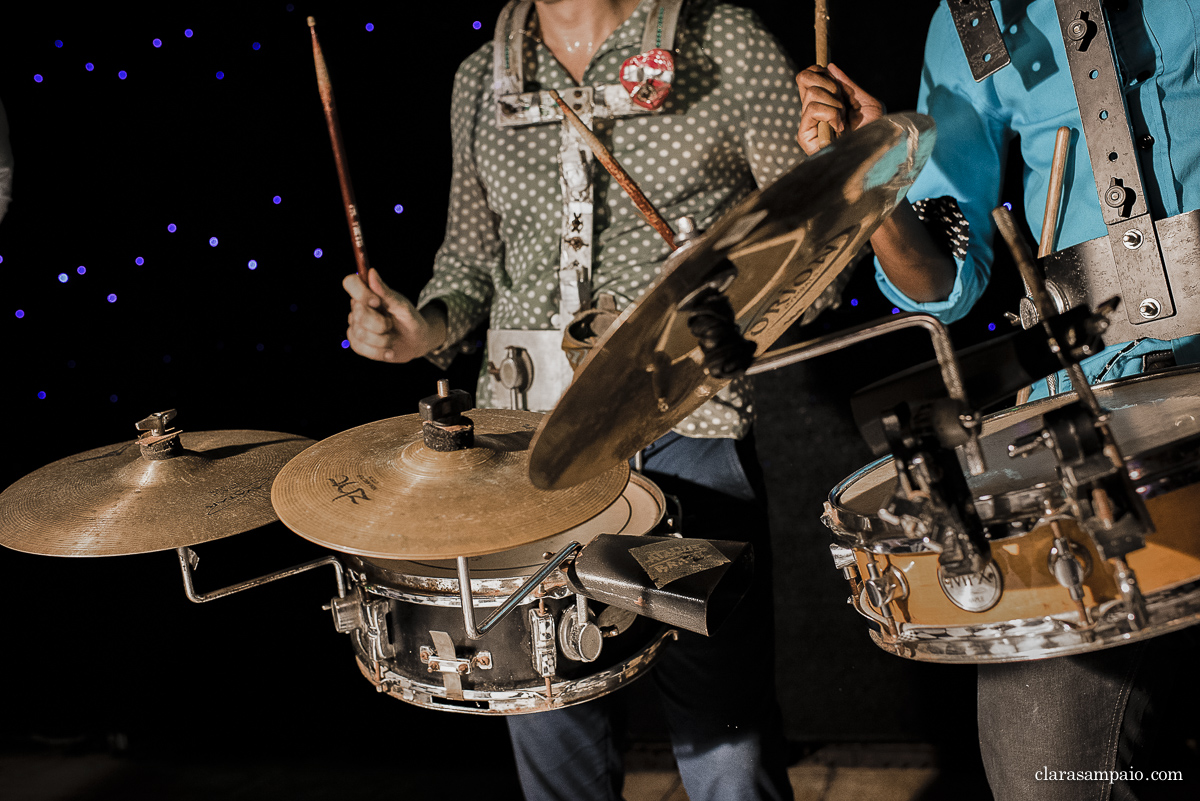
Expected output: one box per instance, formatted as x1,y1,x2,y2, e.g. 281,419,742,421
749,311,994,584
176,546,347,603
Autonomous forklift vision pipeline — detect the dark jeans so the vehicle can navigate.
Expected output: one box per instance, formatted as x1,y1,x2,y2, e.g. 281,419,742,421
978,629,1200,800
506,433,793,801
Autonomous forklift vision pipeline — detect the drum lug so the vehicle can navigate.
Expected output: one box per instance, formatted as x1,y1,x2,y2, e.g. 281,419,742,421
863,561,908,634
363,600,396,660
529,607,558,678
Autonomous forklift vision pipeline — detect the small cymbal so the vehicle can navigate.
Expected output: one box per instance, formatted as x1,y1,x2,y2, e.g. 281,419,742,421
270,409,630,560
530,112,936,490
0,430,315,557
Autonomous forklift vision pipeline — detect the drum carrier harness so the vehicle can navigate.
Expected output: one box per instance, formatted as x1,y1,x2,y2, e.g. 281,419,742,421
487,0,684,412
949,0,1200,348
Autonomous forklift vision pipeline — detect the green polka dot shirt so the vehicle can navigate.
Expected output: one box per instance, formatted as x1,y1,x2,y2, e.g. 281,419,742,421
418,0,805,439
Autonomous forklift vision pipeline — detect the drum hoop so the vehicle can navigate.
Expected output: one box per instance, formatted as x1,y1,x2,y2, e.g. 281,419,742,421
827,364,1200,551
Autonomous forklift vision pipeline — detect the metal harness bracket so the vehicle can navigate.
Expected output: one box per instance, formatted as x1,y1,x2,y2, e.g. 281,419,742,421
947,0,1012,82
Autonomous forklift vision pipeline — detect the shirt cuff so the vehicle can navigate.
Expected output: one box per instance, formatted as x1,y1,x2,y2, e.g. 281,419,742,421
417,292,477,369
872,254,975,323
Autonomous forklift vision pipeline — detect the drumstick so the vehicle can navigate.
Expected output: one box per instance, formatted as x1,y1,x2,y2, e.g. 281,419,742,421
1015,126,1072,405
548,90,678,250
308,17,370,283
815,0,835,149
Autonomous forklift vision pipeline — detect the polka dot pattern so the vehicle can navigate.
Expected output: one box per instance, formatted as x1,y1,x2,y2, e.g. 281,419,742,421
419,1,805,438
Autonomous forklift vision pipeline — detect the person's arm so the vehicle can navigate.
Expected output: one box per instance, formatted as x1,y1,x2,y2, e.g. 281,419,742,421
343,49,499,365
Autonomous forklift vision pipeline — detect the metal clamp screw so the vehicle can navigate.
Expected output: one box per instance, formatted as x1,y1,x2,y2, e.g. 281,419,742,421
1121,229,1143,250
1138,298,1161,319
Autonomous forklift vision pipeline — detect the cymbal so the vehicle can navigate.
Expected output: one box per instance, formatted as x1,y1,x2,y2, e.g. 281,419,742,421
0,430,315,557
530,112,936,490
270,409,631,560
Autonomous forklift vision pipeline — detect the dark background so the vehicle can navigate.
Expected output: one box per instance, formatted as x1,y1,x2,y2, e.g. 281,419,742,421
0,1,1026,796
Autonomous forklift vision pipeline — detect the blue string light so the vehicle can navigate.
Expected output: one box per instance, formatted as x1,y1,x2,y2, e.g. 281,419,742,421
341,339,350,349
85,63,94,71
216,71,224,80
209,236,219,247
252,42,261,50
110,394,118,403
54,40,63,48
153,38,162,48
248,259,258,270
273,195,281,205
58,273,68,283
256,343,265,352
0,255,4,263
107,293,117,303
473,21,482,30
394,204,404,213
77,266,86,275
988,322,997,331
891,307,900,314
366,23,374,32
135,257,145,265
314,248,324,258
849,298,858,307
34,74,44,83
15,310,24,319
1003,201,1013,211
38,391,47,400
118,70,128,80
185,29,194,38
167,223,177,232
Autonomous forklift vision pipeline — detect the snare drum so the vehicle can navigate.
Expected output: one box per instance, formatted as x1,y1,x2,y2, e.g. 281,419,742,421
336,471,676,714
824,366,1200,663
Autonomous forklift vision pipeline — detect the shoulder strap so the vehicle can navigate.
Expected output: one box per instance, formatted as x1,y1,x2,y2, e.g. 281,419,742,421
493,0,533,96
641,0,685,53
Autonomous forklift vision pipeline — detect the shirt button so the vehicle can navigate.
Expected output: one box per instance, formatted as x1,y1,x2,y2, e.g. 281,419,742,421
1139,134,1155,150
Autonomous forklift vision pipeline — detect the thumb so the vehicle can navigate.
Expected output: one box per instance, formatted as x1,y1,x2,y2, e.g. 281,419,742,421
367,268,416,317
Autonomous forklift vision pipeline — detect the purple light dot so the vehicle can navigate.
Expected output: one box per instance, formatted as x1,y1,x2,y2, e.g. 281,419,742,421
15,310,25,319
135,257,145,265
167,223,177,232
252,42,261,50
0,255,4,263
1003,201,1013,211
272,195,281,205
248,259,258,270
55,40,63,48
286,3,295,11
107,293,117,303
85,62,94,71
891,307,901,315
256,343,265,352
185,28,194,38
209,236,219,247
153,38,162,48
58,273,69,283
118,70,127,80
473,21,482,30
988,322,997,331
365,23,374,32
77,265,86,275
313,248,324,258
34,74,44,83
215,71,224,80
394,204,404,214
109,394,118,403
341,339,350,349
38,391,47,400
849,298,858,307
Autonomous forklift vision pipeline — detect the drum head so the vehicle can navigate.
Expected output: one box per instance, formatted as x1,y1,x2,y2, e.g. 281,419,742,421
829,366,1200,547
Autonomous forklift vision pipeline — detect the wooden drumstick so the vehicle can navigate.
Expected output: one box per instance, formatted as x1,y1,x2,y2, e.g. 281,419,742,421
815,0,835,149
308,17,370,283
549,90,678,250
1015,126,1072,405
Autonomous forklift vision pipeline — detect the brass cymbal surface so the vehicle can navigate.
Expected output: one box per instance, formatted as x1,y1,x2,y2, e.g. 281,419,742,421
529,112,936,490
0,430,315,557
270,409,631,560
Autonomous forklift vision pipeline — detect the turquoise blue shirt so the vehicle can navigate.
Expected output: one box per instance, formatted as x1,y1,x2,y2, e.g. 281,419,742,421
877,0,1200,399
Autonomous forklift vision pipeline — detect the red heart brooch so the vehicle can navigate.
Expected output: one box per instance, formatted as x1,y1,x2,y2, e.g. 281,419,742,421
620,48,675,110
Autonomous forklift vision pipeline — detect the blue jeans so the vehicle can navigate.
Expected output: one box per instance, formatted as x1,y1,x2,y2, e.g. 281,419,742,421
506,433,793,801
978,629,1200,800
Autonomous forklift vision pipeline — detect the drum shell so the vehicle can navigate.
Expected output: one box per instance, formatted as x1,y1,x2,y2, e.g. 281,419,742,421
826,366,1200,662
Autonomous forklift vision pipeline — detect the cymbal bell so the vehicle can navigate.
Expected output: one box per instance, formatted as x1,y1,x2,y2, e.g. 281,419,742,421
0,429,315,557
270,409,631,560
529,112,936,490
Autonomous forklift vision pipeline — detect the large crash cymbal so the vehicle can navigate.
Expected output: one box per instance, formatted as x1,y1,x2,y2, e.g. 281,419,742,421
270,409,630,560
0,427,315,557
530,112,936,490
